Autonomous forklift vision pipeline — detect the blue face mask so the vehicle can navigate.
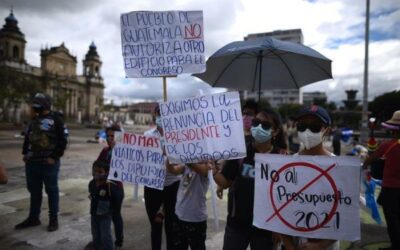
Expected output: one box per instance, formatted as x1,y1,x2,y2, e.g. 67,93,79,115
155,116,163,128
251,125,272,143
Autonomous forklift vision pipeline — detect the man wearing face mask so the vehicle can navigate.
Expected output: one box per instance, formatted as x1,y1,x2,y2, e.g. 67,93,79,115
15,93,67,232
143,104,180,250
281,105,339,250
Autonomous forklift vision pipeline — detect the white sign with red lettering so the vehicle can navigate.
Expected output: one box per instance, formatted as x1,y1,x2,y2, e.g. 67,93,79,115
108,132,166,190
253,154,361,241
121,10,205,77
159,91,246,164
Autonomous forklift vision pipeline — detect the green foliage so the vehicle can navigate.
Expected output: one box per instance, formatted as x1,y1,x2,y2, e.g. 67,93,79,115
368,90,400,122
0,66,43,121
278,103,302,121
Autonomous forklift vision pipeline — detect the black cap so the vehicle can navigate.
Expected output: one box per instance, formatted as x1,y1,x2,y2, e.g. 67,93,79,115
297,105,331,125
32,93,51,110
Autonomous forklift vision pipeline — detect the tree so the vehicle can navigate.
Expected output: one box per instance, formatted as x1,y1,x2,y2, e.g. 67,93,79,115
369,90,400,122
278,103,302,121
0,66,43,122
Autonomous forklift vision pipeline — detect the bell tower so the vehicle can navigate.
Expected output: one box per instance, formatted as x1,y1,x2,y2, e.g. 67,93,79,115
0,10,26,62
82,41,102,78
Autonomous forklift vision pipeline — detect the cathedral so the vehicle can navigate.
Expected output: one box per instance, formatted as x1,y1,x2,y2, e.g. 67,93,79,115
0,10,104,122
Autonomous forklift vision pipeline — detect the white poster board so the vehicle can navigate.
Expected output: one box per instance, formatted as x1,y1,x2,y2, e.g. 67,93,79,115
108,132,166,190
160,91,246,164
253,154,361,241
121,10,205,77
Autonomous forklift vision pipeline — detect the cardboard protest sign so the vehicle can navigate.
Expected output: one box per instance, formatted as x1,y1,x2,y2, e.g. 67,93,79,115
159,91,246,164
108,132,166,190
253,154,361,241
121,10,205,77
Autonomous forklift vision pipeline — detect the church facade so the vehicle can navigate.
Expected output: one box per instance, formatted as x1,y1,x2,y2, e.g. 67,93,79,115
0,11,104,122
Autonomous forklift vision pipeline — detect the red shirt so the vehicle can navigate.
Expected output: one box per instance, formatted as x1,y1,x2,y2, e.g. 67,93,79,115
374,139,400,188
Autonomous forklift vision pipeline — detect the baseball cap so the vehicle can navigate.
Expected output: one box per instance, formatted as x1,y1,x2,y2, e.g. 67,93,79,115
32,93,51,110
296,105,331,125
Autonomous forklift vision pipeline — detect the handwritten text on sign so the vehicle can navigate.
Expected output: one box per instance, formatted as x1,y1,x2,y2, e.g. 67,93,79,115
160,91,246,164
121,11,205,77
253,154,361,241
108,132,166,190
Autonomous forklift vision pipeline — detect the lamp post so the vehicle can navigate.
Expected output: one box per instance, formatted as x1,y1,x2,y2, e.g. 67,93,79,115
361,0,370,143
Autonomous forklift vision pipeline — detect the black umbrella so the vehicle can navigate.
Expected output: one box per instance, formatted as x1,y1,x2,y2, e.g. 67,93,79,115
194,36,332,100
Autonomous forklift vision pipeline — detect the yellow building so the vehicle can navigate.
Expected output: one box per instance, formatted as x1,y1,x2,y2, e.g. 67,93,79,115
0,11,104,122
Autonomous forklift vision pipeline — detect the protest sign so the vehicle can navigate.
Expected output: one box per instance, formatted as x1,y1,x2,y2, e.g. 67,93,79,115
253,154,361,241
159,91,246,164
121,10,205,77
108,132,166,190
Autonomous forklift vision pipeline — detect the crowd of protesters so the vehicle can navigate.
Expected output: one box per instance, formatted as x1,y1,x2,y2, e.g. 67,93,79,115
6,92,399,250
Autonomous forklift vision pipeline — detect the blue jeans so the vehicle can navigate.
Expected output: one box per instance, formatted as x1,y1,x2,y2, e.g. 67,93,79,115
91,215,113,250
25,160,60,218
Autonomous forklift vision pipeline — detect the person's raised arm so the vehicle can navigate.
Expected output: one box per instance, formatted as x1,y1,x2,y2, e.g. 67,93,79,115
187,162,209,177
209,160,233,189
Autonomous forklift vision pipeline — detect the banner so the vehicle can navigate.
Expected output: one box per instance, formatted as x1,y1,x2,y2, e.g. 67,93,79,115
121,10,205,77
160,91,246,164
108,132,166,190
253,154,361,241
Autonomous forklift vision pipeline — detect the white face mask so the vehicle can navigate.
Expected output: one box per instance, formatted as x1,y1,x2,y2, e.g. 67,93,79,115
298,129,324,150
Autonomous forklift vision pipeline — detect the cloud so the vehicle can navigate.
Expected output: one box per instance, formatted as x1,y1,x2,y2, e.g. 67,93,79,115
1,0,399,106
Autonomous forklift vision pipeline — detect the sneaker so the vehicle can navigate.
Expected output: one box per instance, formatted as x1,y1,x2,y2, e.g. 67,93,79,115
84,241,95,250
14,217,41,230
47,217,58,232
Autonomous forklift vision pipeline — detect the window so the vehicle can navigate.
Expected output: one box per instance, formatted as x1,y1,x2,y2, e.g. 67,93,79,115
12,46,19,59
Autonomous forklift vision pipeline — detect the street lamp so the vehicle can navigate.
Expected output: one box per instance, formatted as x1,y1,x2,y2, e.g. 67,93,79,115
361,0,370,143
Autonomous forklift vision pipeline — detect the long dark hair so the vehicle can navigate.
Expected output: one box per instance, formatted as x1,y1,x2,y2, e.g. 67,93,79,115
258,108,287,150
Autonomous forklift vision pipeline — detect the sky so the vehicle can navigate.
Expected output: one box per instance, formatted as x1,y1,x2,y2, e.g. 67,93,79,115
1,0,399,106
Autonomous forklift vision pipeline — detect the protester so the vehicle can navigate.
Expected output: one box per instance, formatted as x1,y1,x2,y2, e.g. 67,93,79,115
0,161,8,184
15,93,67,232
281,105,339,250
85,124,125,250
331,126,342,156
88,160,120,250
144,105,180,250
166,161,210,250
217,99,258,200
363,110,400,250
211,108,287,250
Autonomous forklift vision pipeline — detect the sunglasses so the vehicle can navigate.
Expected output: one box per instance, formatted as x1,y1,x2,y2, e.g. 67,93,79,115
296,122,324,133
252,119,272,130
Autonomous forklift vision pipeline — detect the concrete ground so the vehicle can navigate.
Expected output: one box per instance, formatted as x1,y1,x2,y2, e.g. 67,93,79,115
0,127,391,250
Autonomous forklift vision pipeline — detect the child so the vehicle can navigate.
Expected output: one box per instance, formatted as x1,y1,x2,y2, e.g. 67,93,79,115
88,160,119,250
167,162,210,250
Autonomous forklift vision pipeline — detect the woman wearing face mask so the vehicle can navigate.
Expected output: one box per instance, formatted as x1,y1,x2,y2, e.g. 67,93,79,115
211,108,287,250
281,105,339,250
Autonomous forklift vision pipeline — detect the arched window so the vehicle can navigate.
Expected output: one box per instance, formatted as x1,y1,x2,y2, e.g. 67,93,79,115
12,46,19,59
95,66,99,77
